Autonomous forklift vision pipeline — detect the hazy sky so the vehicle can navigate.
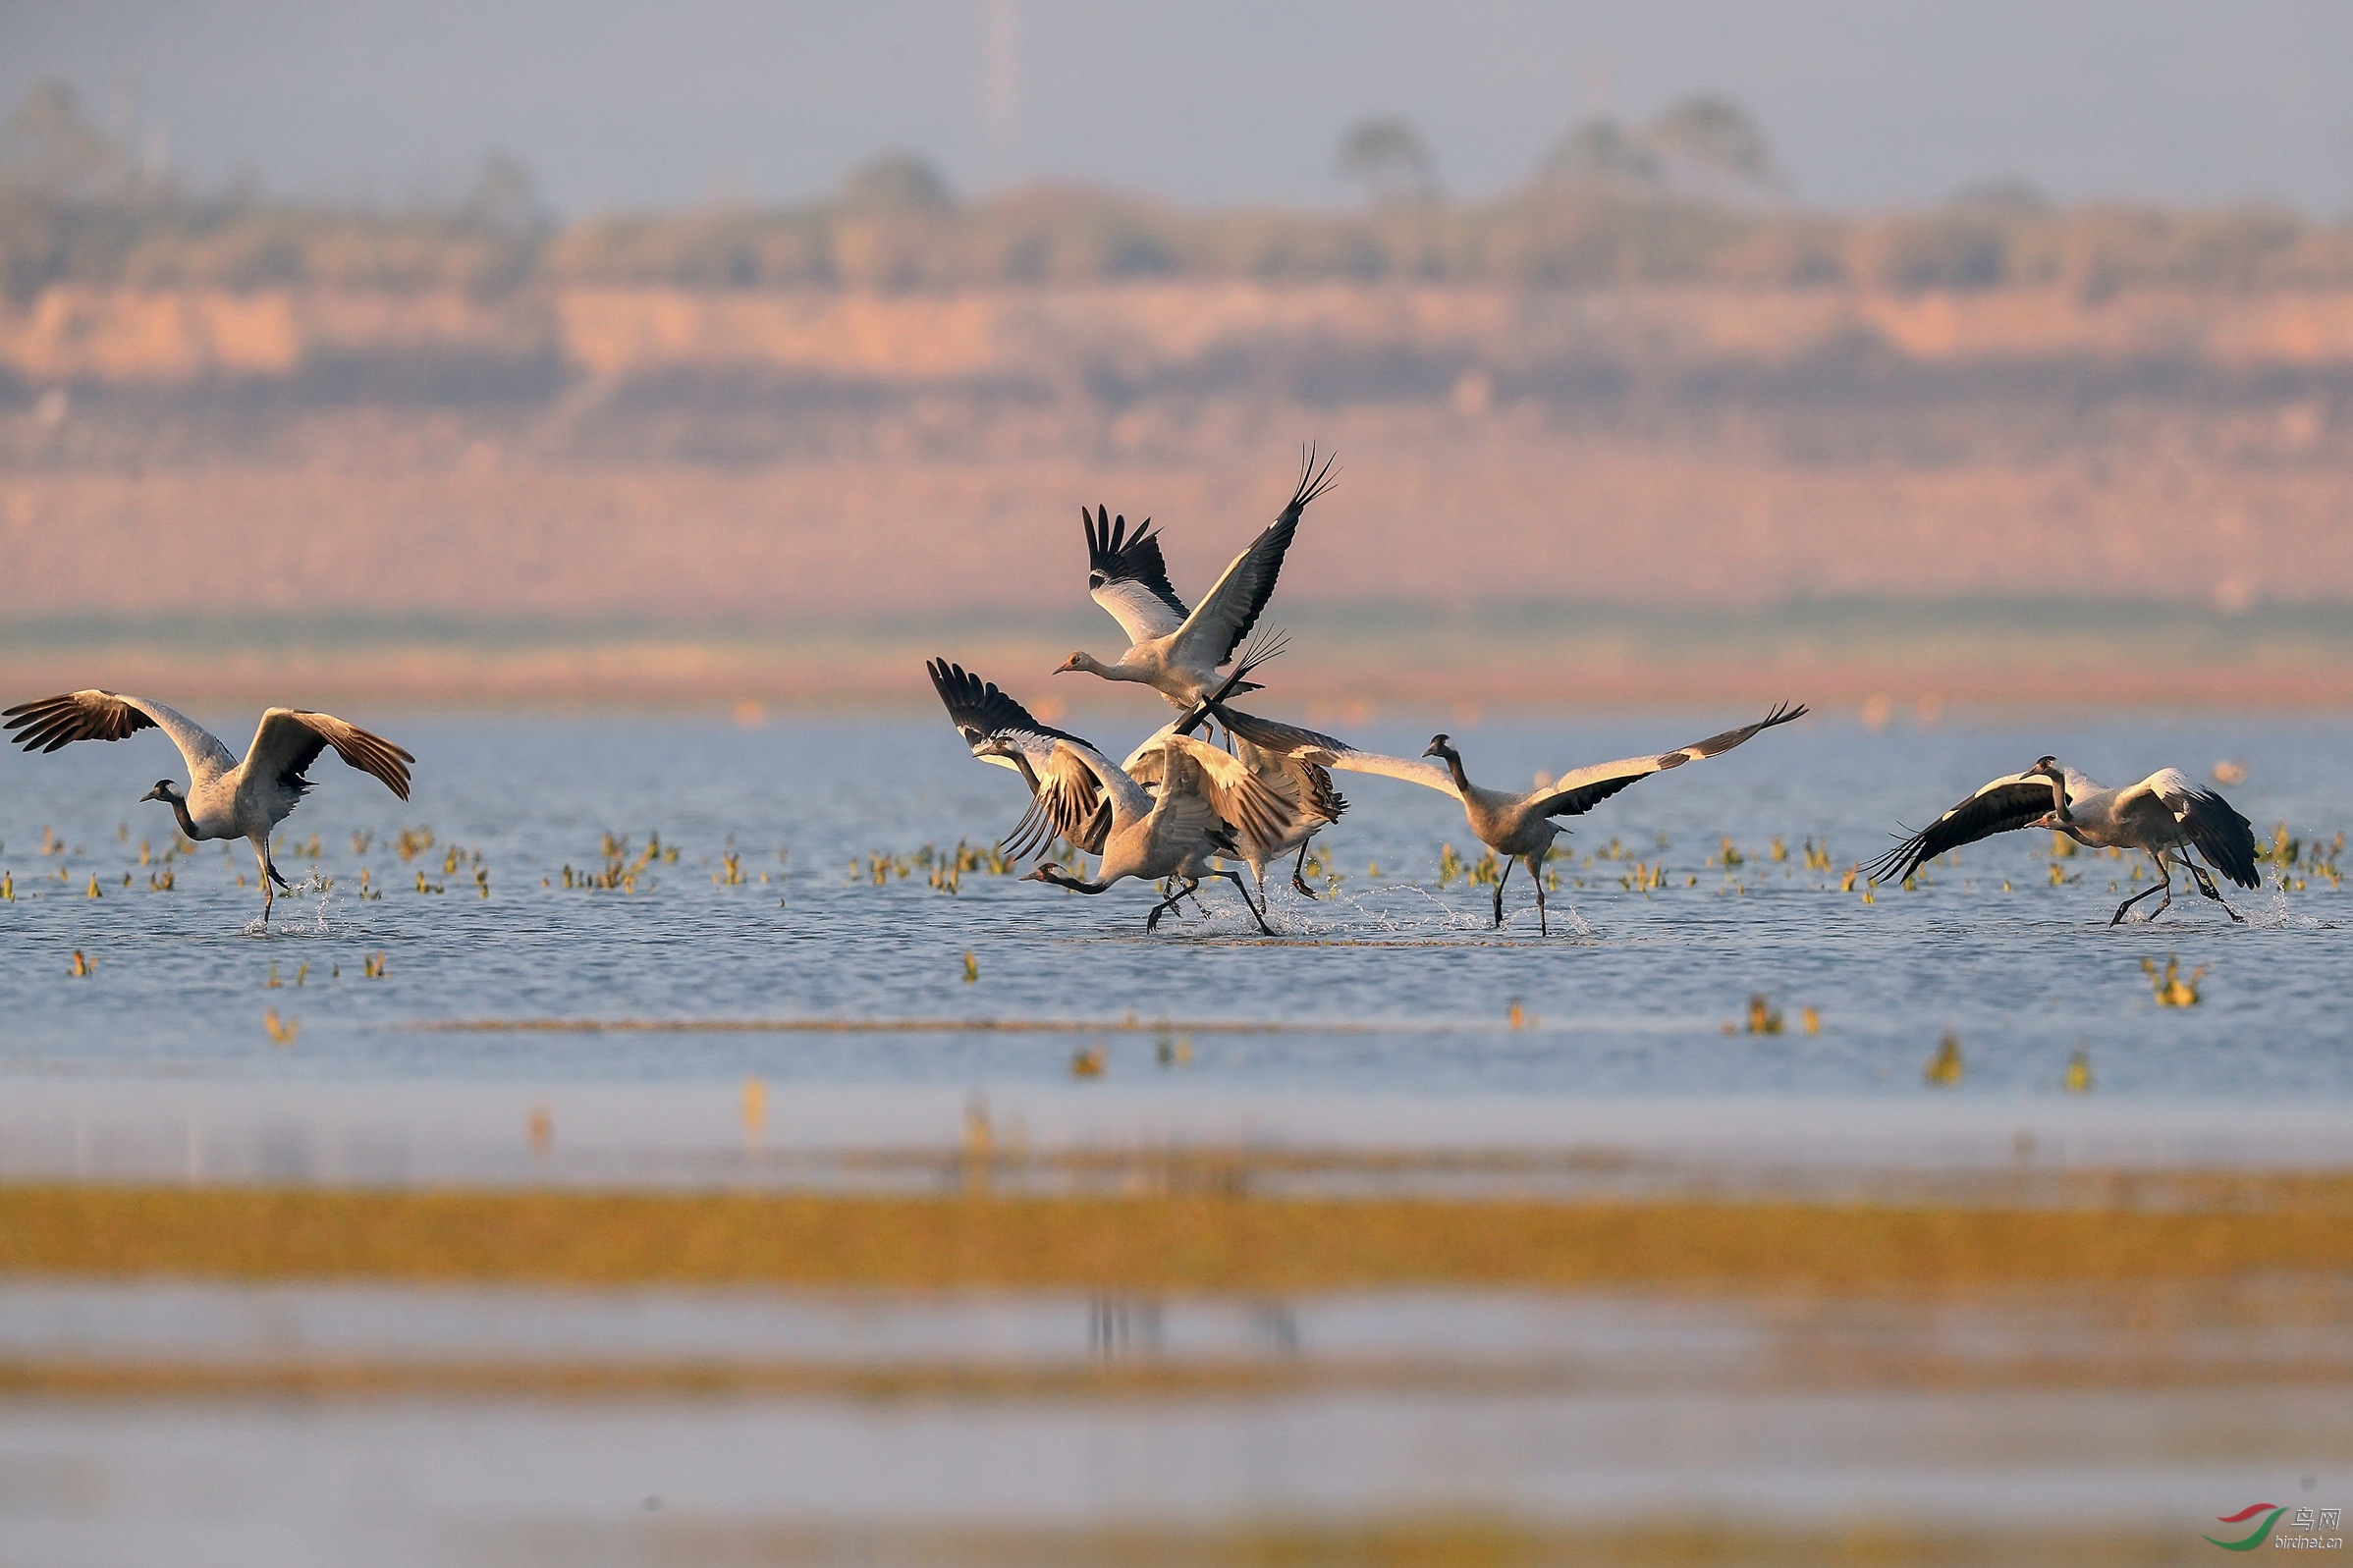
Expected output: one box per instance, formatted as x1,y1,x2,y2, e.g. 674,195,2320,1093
6,1,2351,216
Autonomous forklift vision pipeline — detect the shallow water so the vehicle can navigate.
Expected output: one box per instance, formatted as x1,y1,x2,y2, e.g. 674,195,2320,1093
10,1388,2335,1552
1,709,2347,1100
6,707,2350,1562
4,1276,2346,1563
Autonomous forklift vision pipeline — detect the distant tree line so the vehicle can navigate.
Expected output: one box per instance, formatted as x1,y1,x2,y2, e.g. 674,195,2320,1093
6,80,2352,300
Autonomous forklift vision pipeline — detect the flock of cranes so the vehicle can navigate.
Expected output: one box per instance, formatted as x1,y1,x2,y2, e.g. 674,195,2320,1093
924,449,2263,934
3,448,2267,934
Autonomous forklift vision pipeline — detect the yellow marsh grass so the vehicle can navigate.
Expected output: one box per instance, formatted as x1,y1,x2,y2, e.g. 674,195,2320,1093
11,1332,2349,1402
6,1182,2353,1293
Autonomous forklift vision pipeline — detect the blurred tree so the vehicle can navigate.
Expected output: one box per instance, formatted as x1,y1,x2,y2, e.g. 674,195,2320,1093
840,151,955,213
0,79,131,198
1535,117,1661,188
1335,116,1439,204
1948,178,2051,216
459,151,549,237
1647,95,1782,194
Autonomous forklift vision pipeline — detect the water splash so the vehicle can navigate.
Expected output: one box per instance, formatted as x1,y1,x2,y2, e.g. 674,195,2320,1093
2248,892,2328,931
238,874,343,939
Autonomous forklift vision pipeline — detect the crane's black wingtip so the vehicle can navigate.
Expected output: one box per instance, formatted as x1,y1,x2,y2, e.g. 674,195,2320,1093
1285,444,1340,516
1858,835,1925,886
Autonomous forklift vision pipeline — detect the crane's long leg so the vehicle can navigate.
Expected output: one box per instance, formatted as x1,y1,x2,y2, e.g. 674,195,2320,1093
1215,868,1277,937
1290,838,1318,899
1491,856,1512,928
1527,853,1550,937
2110,851,2172,925
2185,855,2246,923
1145,877,1201,932
1249,859,1273,916
249,838,283,924
1159,876,1211,915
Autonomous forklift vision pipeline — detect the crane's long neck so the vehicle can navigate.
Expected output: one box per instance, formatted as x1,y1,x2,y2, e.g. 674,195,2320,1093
1077,653,1148,683
160,790,199,840
1437,748,1474,795
2043,771,2073,823
1032,865,1111,894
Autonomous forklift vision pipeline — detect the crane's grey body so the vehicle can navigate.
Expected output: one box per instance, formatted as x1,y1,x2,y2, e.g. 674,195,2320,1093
4,690,413,923
1127,730,1343,912
1198,701,1808,935
1865,756,2259,924
1023,737,1284,935
927,658,1300,935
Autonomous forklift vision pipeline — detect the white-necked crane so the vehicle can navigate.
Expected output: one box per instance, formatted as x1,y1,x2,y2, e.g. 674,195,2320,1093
1195,700,1809,934
1864,757,2259,924
4,690,413,924
1057,447,1335,710
928,659,1302,935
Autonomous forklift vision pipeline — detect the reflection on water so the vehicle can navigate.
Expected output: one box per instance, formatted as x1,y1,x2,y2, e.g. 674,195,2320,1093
2,1276,2347,1564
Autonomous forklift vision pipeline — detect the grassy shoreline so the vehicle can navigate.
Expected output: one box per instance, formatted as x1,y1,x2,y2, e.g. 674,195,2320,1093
7,1181,2351,1292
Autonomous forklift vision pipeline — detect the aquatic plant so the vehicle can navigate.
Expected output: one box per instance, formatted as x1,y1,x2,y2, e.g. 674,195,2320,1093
2063,1050,2093,1093
2142,954,2204,1007
1925,1034,1963,1086
1618,860,1667,892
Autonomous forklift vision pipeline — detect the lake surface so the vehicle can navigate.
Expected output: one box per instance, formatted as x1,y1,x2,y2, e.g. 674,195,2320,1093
6,706,2350,1565
0,707,2346,1102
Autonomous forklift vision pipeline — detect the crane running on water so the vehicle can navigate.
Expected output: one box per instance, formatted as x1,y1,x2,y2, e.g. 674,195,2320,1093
1057,446,1336,710
4,690,414,924
1864,757,2259,924
928,659,1303,935
1188,698,1809,934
